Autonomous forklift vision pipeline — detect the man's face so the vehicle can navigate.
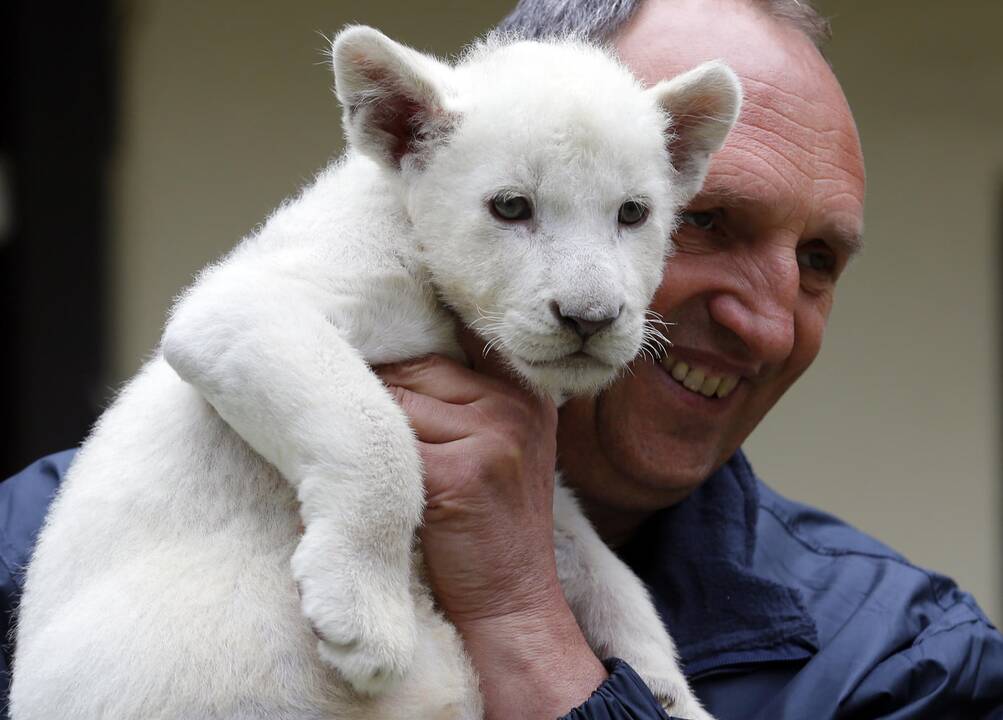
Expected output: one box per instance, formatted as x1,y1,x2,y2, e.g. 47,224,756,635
558,0,866,515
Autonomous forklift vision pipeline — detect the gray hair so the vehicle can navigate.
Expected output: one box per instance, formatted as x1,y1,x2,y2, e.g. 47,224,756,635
496,0,832,50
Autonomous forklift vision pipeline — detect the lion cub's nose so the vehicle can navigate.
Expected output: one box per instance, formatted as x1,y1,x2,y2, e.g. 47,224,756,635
551,301,622,340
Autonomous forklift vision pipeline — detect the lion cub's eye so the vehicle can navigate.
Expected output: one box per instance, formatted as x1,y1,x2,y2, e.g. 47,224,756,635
618,201,648,226
490,195,533,222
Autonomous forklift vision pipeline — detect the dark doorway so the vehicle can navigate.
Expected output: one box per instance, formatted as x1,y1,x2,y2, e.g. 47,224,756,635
0,2,118,476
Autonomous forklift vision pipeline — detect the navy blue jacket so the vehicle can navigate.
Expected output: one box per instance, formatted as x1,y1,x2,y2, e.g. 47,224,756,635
2,450,1002,719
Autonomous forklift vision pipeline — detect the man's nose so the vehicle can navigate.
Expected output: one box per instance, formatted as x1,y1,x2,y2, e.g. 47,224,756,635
706,250,798,365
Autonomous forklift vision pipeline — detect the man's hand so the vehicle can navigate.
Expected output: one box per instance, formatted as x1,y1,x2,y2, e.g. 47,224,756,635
375,329,606,719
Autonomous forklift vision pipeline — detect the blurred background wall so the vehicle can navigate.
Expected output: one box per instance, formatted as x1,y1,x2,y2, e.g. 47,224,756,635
3,0,1000,622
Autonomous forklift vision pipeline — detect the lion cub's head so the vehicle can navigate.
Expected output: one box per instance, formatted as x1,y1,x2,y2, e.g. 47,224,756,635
333,26,740,397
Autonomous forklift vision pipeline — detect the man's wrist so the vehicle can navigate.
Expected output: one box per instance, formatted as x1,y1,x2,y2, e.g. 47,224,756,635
453,587,608,720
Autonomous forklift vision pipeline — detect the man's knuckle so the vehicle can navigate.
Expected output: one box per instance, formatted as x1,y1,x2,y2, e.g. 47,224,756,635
483,445,523,481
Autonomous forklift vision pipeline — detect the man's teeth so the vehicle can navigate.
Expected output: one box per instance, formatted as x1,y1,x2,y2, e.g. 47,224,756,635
660,353,740,399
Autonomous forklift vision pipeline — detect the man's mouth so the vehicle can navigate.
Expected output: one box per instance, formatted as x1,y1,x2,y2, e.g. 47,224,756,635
659,352,740,399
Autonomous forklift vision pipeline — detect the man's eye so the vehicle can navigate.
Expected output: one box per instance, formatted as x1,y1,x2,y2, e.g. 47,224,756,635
490,195,533,222
796,242,837,274
680,210,717,231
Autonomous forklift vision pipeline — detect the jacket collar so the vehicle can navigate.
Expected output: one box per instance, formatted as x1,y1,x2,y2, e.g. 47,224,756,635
617,450,819,676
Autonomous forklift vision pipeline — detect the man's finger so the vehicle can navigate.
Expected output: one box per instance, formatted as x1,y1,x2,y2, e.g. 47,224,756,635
385,383,472,444
415,439,478,507
375,354,511,405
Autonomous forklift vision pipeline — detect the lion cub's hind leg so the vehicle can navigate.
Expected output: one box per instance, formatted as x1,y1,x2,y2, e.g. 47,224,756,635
552,483,715,720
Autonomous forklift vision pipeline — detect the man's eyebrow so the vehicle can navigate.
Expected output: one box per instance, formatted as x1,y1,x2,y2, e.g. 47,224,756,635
822,219,864,258
690,185,865,258
833,229,864,258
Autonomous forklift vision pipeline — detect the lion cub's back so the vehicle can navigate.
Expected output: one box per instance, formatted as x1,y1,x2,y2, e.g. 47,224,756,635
11,359,327,717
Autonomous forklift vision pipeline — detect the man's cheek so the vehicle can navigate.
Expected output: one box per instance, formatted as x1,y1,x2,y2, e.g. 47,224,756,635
791,306,828,376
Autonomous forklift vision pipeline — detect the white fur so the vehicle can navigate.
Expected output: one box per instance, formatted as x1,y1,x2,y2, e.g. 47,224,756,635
11,27,740,720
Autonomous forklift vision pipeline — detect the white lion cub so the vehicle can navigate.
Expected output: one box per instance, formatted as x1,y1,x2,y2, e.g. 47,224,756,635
11,27,739,720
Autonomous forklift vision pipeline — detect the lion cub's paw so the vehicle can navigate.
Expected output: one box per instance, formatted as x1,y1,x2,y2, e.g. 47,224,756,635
293,547,417,694
625,656,715,720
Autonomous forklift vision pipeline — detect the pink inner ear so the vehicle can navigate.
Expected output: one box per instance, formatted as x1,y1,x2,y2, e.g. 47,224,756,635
371,94,427,166
352,59,437,166
342,52,437,166
667,112,704,164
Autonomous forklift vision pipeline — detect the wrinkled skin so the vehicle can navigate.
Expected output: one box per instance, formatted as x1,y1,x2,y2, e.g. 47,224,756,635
560,0,866,542
379,0,866,717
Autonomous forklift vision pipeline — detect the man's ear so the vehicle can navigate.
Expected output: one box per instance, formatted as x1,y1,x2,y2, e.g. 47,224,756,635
646,61,743,204
332,26,455,170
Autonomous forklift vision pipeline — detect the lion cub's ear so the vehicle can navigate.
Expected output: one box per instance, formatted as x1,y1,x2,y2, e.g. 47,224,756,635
646,61,743,204
332,26,456,170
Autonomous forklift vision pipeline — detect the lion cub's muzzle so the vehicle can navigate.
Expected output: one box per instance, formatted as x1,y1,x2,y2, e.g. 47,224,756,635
549,299,624,341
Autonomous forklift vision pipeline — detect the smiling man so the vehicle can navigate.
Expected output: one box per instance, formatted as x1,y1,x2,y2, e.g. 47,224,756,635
375,1,1003,719
556,0,866,542
2,1,1001,719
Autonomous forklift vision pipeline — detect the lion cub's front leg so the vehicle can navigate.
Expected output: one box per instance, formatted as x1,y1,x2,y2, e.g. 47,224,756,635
288,398,423,694
163,271,423,695
292,477,421,693
553,483,715,720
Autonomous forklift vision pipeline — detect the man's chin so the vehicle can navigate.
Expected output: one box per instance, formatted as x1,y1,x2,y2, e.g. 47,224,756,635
594,361,737,500
600,423,721,500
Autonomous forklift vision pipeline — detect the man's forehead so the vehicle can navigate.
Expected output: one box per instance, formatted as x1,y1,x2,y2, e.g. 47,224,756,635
614,1,816,75
613,0,859,136
614,0,865,250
